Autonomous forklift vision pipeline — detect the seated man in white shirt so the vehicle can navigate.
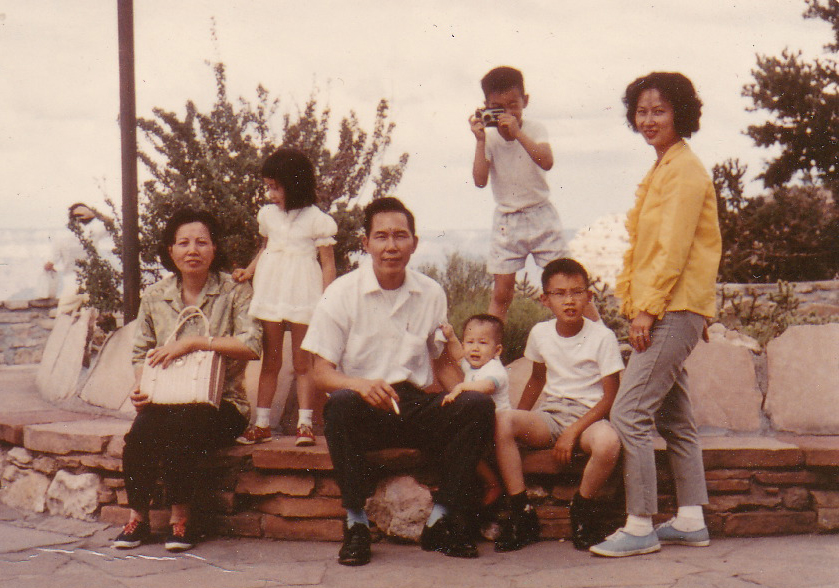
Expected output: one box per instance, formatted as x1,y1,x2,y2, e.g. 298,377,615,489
302,197,496,566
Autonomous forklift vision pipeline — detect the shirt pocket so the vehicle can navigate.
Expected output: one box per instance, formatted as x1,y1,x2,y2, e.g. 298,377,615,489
392,331,430,379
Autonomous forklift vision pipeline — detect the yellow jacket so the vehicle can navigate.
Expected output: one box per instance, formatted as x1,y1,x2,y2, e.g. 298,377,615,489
616,141,721,319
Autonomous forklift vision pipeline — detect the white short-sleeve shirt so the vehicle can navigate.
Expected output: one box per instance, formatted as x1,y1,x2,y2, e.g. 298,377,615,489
302,260,447,389
462,357,511,412
485,119,551,213
524,318,623,409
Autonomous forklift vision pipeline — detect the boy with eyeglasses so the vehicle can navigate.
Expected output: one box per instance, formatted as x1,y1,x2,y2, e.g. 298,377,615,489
493,258,624,552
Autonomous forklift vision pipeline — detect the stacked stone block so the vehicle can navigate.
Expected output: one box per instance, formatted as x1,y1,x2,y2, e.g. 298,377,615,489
0,299,56,365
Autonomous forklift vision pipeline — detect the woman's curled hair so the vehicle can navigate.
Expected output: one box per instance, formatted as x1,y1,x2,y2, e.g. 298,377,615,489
623,72,702,138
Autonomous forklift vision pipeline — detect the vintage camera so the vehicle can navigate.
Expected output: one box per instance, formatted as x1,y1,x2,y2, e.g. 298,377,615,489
475,107,505,127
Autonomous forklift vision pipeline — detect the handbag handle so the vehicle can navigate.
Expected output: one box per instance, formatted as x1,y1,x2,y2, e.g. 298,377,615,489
161,305,212,347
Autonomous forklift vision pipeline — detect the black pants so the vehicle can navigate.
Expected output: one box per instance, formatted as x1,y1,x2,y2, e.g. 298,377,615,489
122,402,247,511
323,382,495,511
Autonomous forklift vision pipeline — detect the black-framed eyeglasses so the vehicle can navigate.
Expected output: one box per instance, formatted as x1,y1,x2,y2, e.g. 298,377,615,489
545,288,588,299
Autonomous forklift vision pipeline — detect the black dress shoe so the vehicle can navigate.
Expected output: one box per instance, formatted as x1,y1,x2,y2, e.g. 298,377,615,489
339,522,371,566
420,513,479,558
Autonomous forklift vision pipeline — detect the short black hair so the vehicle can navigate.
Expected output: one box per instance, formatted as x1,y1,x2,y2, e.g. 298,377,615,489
463,313,504,344
363,197,416,236
623,72,703,138
481,66,525,99
261,147,317,211
159,208,228,277
541,258,590,290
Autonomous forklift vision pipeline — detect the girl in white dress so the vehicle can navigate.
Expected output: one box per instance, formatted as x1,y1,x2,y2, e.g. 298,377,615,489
233,148,337,446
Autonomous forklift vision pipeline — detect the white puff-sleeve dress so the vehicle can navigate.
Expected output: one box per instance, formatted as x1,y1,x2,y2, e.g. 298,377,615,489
248,204,338,324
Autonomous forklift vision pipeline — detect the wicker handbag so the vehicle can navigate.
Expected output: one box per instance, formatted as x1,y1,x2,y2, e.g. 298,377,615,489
139,306,226,408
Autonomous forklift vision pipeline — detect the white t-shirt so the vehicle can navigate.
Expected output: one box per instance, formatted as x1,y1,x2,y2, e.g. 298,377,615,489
302,259,447,389
484,119,551,213
461,357,511,412
524,318,624,410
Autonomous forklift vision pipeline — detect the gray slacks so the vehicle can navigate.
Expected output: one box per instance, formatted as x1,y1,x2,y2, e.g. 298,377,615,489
610,311,709,516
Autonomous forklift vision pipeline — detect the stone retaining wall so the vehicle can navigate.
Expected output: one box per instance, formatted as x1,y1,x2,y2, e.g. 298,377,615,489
0,299,56,365
2,427,838,543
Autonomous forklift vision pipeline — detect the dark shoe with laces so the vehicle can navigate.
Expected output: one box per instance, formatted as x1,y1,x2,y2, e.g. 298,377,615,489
494,505,540,552
164,521,196,552
339,522,372,566
420,513,479,558
113,519,151,549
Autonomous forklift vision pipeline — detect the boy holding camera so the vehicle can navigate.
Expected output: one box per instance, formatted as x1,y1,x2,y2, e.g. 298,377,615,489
470,66,566,322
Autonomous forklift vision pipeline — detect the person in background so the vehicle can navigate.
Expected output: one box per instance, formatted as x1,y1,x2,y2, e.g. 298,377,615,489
43,203,115,314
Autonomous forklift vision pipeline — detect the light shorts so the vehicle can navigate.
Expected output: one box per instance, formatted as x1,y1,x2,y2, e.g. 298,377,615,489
536,398,592,444
487,201,567,275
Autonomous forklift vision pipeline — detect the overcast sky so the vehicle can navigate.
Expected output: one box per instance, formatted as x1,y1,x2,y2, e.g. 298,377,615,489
0,0,832,235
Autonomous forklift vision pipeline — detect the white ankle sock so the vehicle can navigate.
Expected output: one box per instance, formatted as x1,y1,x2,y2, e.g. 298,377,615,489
254,407,271,429
673,506,706,531
623,515,654,536
297,409,313,427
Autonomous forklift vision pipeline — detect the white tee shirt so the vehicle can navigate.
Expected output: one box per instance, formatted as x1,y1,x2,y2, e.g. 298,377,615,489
524,318,624,409
484,119,551,213
302,259,447,389
461,357,511,412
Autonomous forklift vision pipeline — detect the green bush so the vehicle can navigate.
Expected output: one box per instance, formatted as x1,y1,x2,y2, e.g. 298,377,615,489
419,253,551,364
717,281,830,346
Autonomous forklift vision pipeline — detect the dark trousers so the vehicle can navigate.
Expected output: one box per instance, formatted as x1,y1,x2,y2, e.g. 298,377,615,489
123,402,247,511
323,382,495,511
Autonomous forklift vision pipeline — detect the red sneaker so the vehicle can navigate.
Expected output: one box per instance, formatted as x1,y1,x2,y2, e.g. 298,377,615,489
236,425,272,445
295,423,316,446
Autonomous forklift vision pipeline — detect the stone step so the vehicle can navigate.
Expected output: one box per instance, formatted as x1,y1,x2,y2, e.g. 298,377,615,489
23,418,131,455
778,435,839,467
0,410,92,445
243,435,814,475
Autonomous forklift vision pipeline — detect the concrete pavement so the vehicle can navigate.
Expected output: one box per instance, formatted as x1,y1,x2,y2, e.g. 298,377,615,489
1,504,838,588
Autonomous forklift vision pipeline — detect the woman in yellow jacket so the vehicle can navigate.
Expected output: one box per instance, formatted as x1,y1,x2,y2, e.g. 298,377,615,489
591,72,721,558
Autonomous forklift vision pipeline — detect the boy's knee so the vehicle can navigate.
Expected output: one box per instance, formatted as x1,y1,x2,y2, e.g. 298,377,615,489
495,409,516,436
588,424,621,460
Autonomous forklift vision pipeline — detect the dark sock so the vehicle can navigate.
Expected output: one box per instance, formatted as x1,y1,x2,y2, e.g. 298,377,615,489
508,491,529,513
573,492,594,507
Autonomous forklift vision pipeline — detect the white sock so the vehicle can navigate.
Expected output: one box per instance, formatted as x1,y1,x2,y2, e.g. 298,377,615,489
623,514,654,536
254,407,271,429
674,506,706,531
297,409,313,428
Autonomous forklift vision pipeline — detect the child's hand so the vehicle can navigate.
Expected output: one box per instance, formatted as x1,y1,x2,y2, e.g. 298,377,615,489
552,431,577,465
497,113,521,140
440,322,456,341
469,113,486,141
231,268,252,283
442,383,464,406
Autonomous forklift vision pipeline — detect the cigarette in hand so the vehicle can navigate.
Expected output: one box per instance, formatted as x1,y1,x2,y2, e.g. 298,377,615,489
391,397,400,415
